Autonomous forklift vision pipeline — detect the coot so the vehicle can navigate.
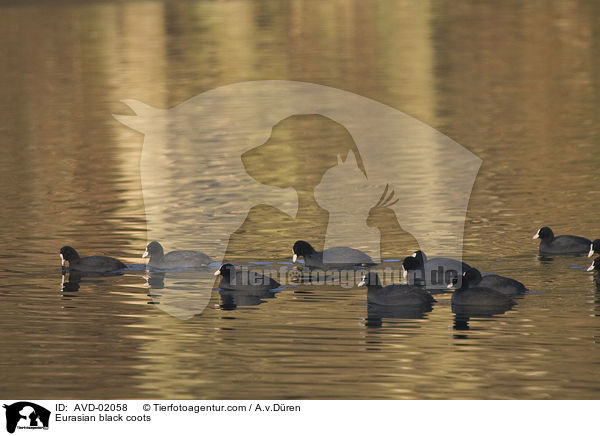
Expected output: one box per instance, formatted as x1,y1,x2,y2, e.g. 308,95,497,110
142,241,212,269
214,263,280,292
451,268,516,308
402,251,470,288
476,273,528,296
59,246,126,273
533,227,591,255
447,268,528,296
358,271,435,307
412,250,471,272
292,240,374,269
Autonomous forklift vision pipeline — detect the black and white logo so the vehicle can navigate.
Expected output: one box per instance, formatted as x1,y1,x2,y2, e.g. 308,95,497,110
3,402,50,434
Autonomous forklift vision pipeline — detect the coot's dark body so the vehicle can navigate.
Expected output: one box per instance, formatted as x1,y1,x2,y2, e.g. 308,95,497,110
477,273,528,296
215,263,280,292
359,272,435,308
292,240,374,269
533,227,591,255
403,251,470,289
451,269,516,309
143,241,212,269
60,246,126,273
412,250,471,272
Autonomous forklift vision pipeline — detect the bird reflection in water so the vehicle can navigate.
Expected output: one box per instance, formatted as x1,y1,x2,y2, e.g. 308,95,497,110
143,270,215,319
365,303,433,327
60,270,124,293
218,288,278,310
452,305,514,331
144,269,279,316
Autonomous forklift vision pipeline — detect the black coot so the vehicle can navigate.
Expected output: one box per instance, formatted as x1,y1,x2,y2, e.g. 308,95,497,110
142,241,212,269
476,273,528,296
412,250,471,272
451,268,516,308
358,271,435,307
448,268,528,296
402,251,471,288
533,227,591,255
214,263,280,292
60,246,126,273
292,240,374,269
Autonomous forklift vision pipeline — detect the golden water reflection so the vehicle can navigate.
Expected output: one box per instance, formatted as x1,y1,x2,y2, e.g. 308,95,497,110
0,0,599,399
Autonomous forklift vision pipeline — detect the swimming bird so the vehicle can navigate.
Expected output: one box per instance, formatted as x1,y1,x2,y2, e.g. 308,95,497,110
358,271,435,307
214,263,280,292
447,268,528,296
533,226,591,255
402,250,471,288
412,250,471,271
59,246,126,273
142,241,212,269
475,272,528,296
292,240,374,269
451,268,516,308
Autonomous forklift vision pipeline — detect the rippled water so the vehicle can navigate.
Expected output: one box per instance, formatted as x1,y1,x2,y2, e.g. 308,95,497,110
1,0,599,399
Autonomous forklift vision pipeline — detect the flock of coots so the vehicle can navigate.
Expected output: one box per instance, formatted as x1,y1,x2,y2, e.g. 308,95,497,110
59,225,600,317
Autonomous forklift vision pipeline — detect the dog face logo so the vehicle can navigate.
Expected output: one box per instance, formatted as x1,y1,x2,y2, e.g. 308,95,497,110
115,80,481,317
3,402,50,433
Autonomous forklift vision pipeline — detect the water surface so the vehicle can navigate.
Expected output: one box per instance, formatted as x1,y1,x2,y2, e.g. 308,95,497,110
1,0,599,399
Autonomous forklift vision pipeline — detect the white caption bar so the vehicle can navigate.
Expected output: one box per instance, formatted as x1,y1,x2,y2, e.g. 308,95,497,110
0,400,596,435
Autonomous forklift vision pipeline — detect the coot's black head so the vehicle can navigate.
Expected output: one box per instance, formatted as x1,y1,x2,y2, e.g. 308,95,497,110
589,239,600,258
587,258,600,272
402,256,422,272
358,271,382,288
60,246,80,264
533,226,554,241
455,268,483,291
292,240,316,262
402,256,425,285
143,241,164,259
412,250,427,264
214,263,235,280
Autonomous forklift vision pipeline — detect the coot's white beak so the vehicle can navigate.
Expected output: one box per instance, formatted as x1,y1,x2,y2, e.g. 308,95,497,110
357,278,366,287
588,245,594,258
142,250,149,259
587,263,595,272
532,230,540,240
60,254,65,266
213,268,221,276
411,252,417,257
447,282,454,289
292,253,297,263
